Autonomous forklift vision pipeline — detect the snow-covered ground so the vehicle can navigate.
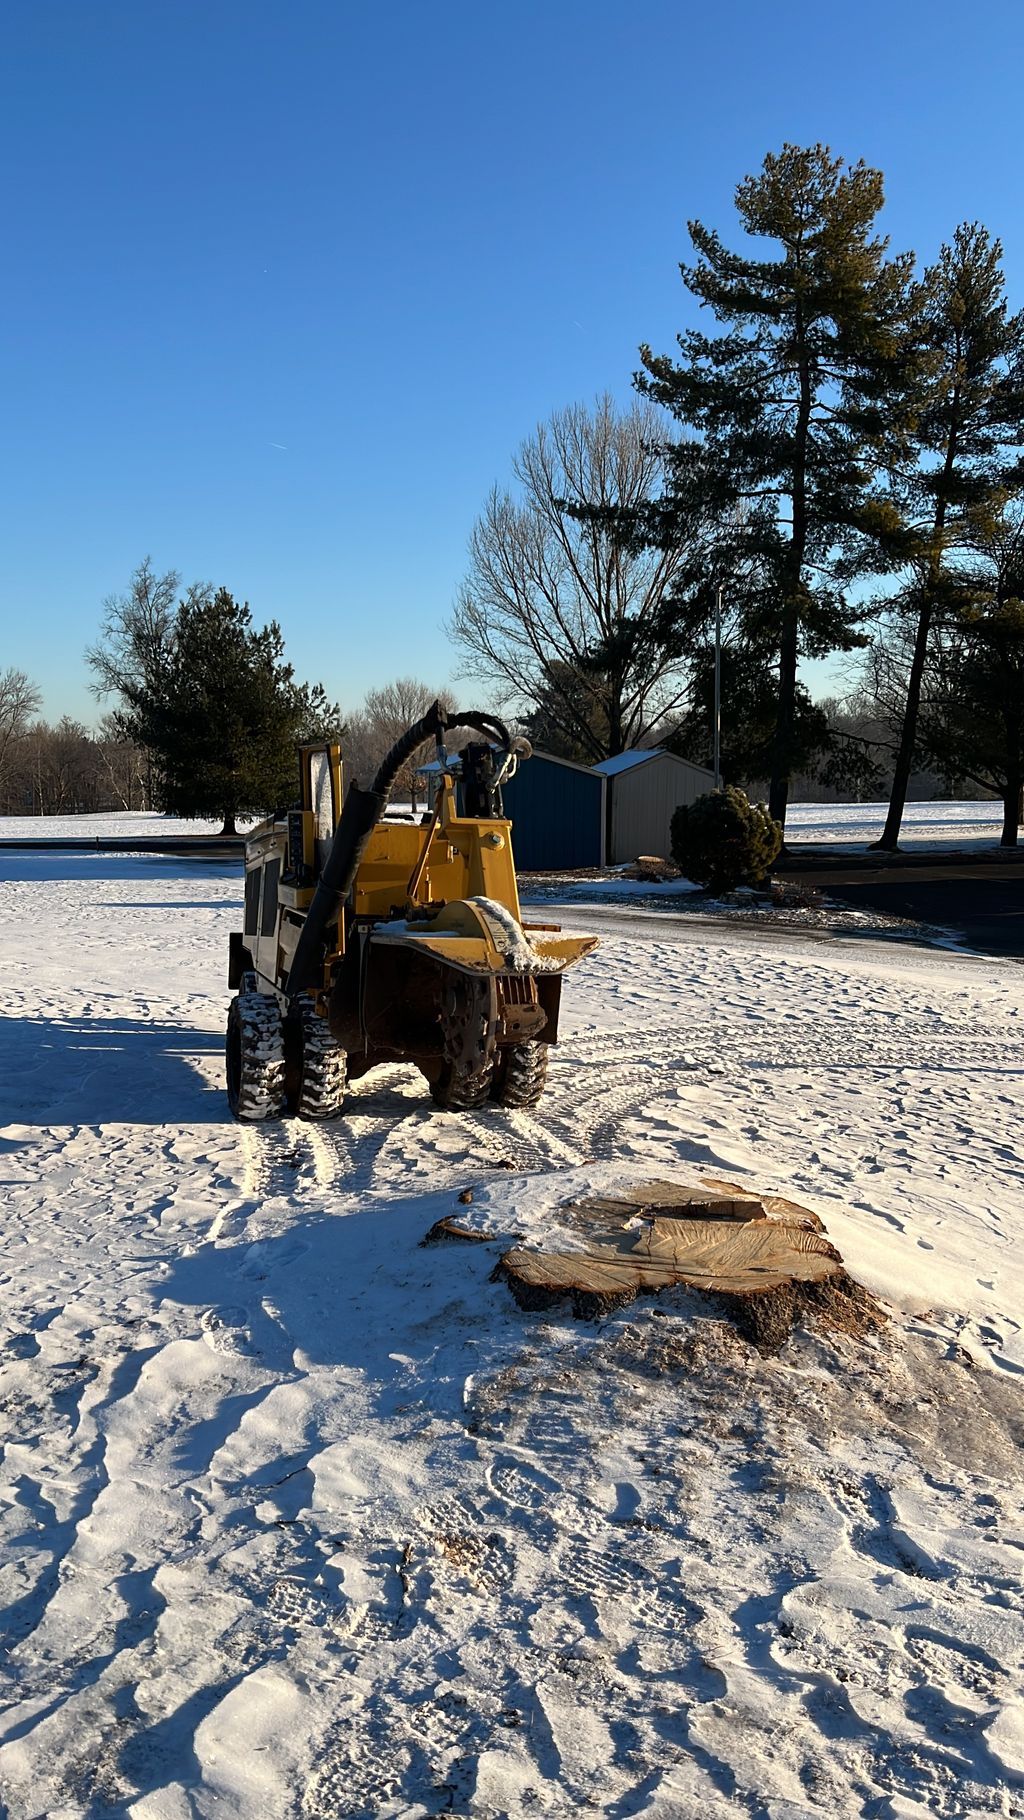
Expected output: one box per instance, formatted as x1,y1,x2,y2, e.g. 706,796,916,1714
1,849,1023,1818
0,798,1007,851
0,813,248,840
784,800,1004,848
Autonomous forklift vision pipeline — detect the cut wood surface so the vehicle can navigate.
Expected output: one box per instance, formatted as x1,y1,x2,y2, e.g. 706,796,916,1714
700,1175,827,1231
563,1177,825,1231
502,1217,840,1297
495,1177,879,1350
569,1186,765,1226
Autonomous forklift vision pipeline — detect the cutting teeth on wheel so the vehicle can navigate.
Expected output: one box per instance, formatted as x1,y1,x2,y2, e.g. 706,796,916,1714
431,979,496,1109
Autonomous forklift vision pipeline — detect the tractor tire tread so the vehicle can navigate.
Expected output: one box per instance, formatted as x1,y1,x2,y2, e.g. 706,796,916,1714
430,1054,496,1110
227,991,287,1121
293,998,347,1120
491,1041,549,1108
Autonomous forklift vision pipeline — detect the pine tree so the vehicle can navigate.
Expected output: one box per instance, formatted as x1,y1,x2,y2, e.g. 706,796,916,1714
670,786,783,891
638,145,923,826
126,589,340,832
667,638,831,788
518,659,614,761
874,225,1024,848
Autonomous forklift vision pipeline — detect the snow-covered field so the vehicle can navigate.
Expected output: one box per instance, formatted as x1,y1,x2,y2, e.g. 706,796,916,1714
0,798,1007,851
1,849,1023,1818
0,813,247,840
784,800,1004,848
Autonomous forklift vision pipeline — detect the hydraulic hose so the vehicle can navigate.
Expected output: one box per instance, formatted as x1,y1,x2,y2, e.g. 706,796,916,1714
286,701,512,998
448,710,512,751
284,782,388,996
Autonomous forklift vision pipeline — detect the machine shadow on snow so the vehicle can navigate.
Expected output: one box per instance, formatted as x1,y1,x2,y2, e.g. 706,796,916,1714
0,1014,226,1126
157,1187,510,1421
0,850,240,890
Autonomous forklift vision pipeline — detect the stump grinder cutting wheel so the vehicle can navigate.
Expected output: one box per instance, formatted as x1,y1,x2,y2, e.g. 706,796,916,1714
225,703,597,1123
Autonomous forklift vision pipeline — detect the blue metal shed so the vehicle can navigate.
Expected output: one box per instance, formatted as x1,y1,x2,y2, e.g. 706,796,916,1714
500,750,606,871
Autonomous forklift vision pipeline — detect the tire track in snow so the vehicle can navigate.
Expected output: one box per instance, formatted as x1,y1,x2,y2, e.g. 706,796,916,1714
5,866,1024,1817
240,998,1024,1215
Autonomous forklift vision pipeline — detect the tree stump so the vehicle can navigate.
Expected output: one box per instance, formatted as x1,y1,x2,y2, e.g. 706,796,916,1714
421,1215,496,1246
492,1178,880,1352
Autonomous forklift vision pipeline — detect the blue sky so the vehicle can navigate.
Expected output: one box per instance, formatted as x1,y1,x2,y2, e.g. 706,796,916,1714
3,0,1023,724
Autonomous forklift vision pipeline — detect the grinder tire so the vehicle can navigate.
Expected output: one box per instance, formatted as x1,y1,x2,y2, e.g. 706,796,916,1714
430,1052,496,1110
226,990,287,1121
490,1041,549,1109
287,995,347,1121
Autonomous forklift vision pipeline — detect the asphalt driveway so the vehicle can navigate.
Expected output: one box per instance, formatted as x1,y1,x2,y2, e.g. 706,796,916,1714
777,847,1024,958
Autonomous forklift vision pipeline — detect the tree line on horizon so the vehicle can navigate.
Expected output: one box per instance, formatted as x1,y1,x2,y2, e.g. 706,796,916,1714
0,572,460,826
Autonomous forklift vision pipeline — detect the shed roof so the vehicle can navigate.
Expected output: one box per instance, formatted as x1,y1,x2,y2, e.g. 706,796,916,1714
592,748,661,777
528,748,605,776
593,748,715,782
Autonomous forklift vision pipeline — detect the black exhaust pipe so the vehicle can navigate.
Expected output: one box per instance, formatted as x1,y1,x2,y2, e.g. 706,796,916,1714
285,782,388,997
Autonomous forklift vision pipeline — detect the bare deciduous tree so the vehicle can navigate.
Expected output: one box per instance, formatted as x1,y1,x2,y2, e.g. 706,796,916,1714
345,678,459,809
86,556,210,722
9,717,101,815
450,395,703,762
94,712,152,810
0,667,42,798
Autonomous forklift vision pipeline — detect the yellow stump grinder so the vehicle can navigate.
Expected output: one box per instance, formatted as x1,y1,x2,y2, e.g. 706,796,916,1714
226,702,597,1120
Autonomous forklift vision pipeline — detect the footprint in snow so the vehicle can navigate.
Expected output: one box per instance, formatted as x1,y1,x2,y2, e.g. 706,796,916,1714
486,1454,561,1510
407,1530,516,1598
266,1574,336,1630
200,1305,252,1353
4,1332,41,1359
201,1303,247,1329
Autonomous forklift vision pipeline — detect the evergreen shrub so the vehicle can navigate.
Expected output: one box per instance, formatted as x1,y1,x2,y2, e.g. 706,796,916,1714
670,786,783,892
